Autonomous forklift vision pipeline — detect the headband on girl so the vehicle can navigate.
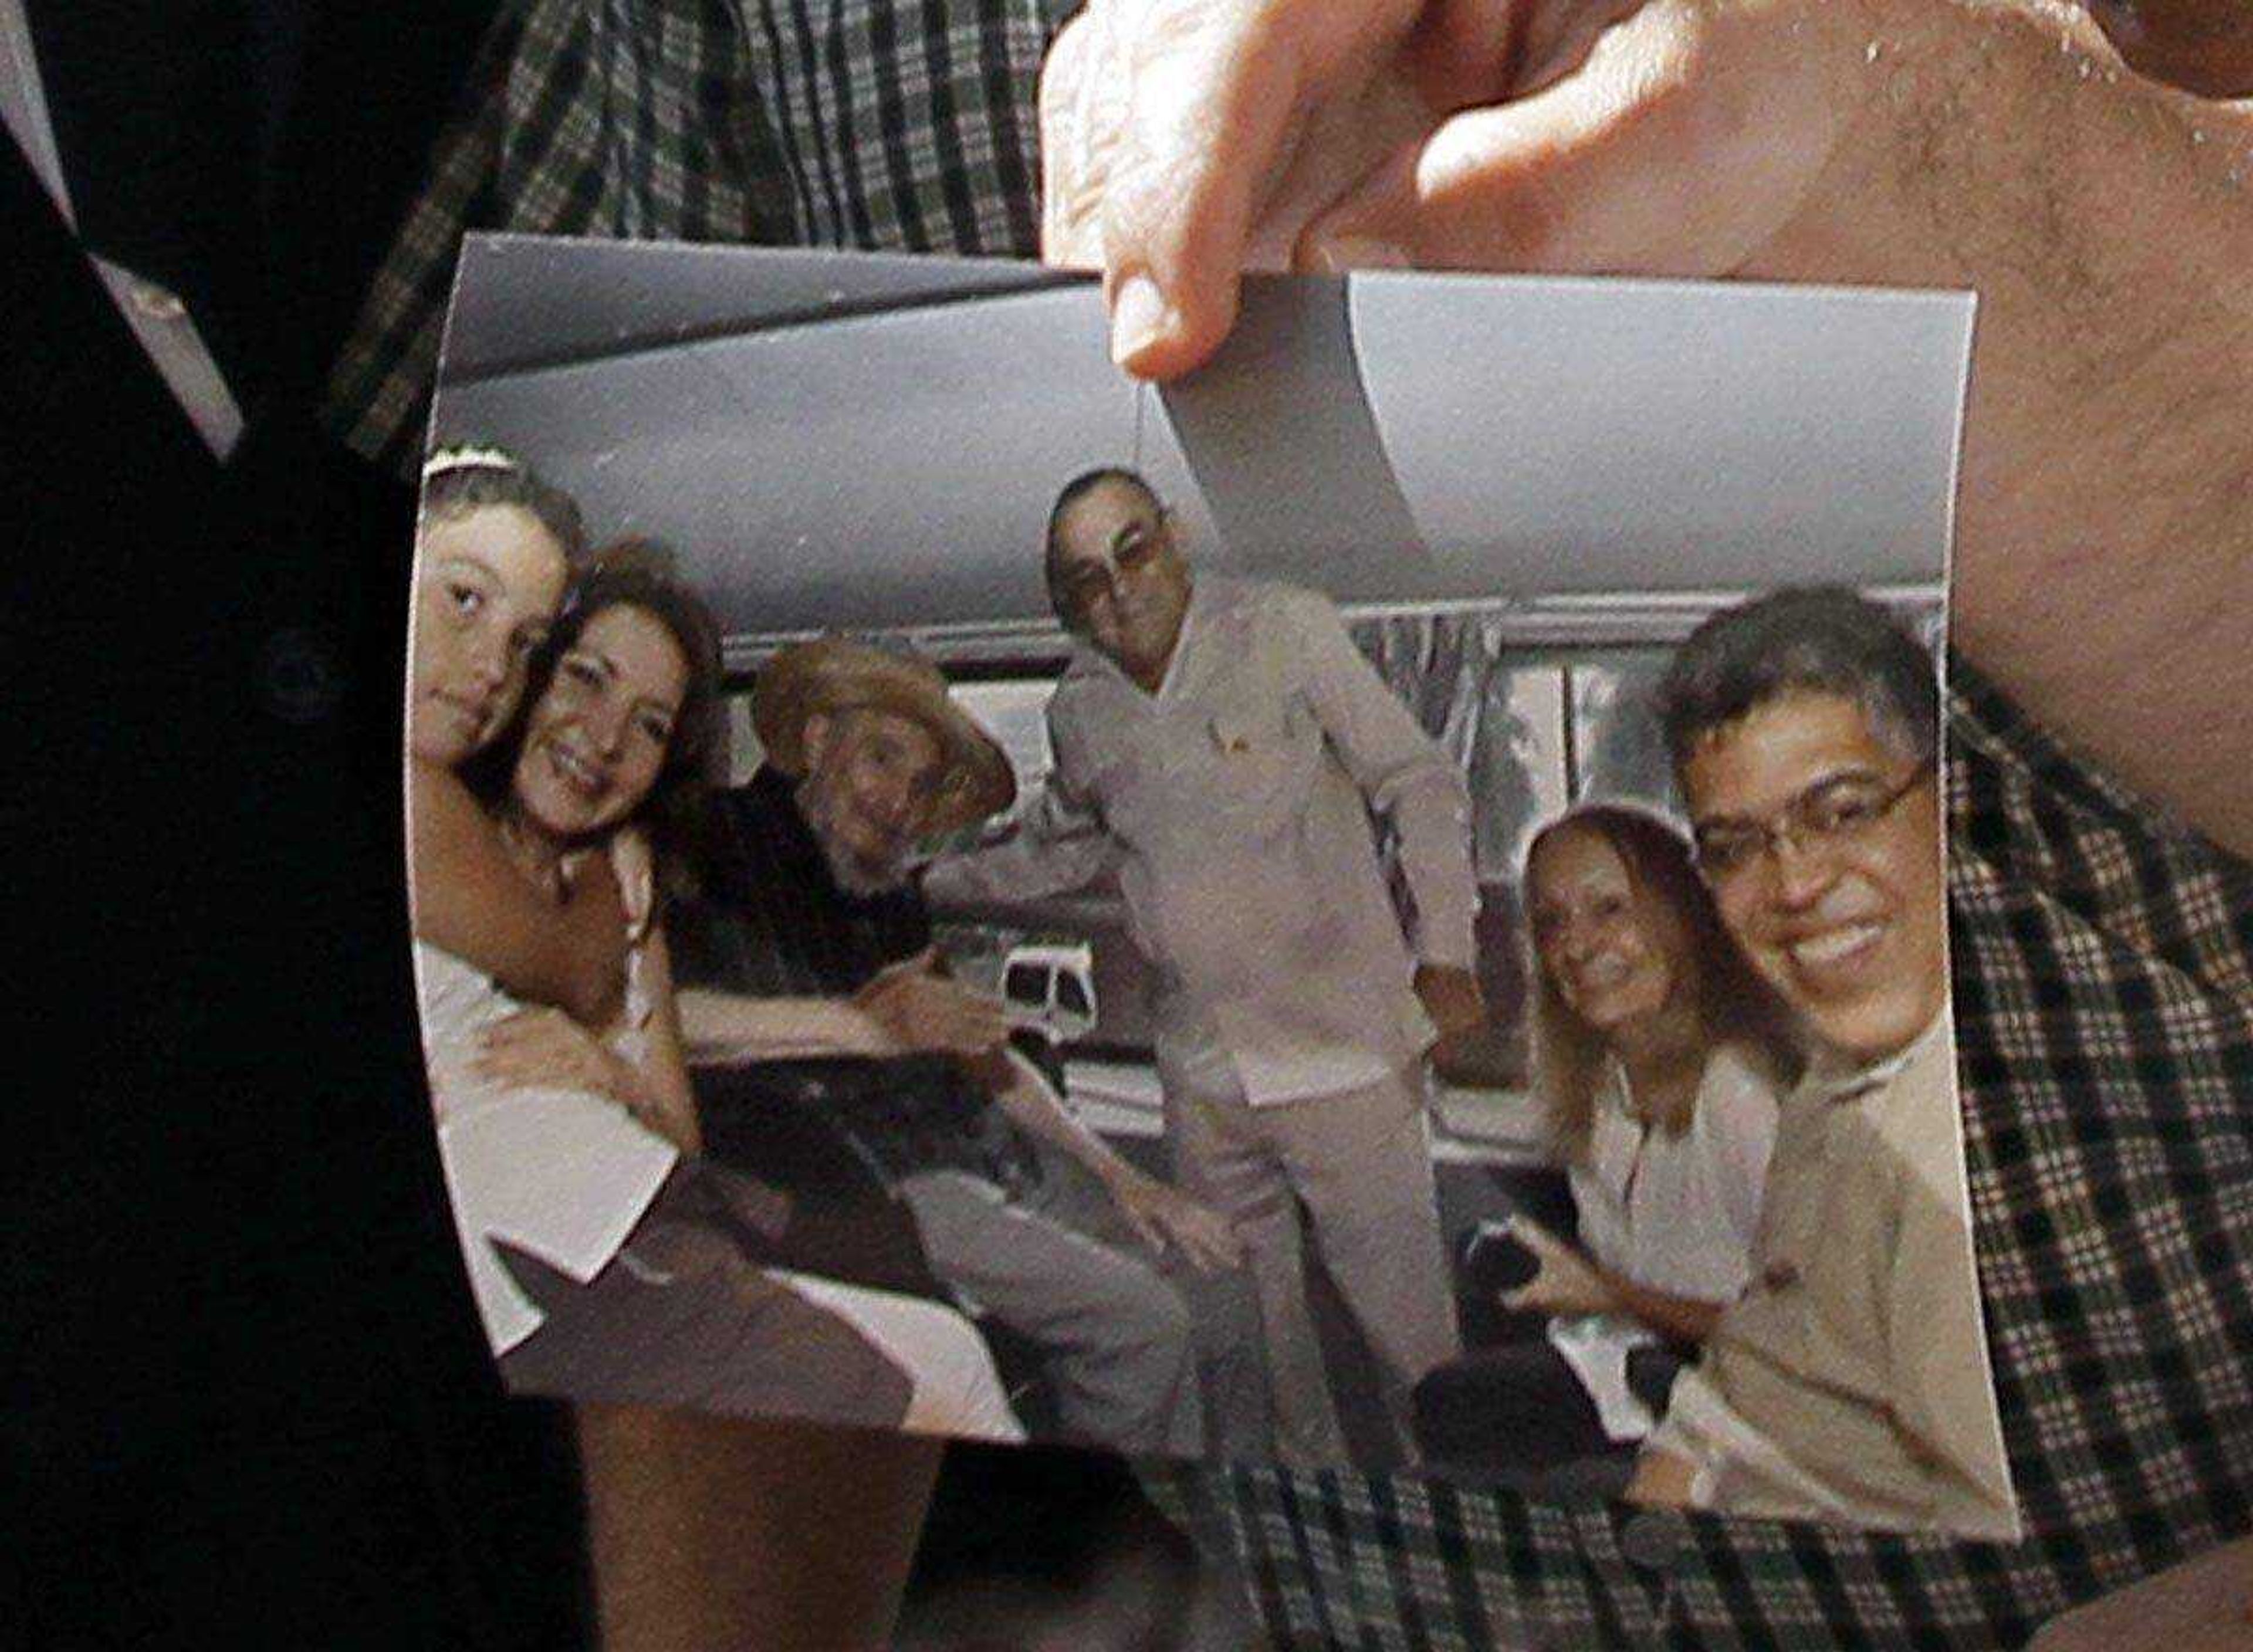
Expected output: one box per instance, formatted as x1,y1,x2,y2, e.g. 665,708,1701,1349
422,445,522,483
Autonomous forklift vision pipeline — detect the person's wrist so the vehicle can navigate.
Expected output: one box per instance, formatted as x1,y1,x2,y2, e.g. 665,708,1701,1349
1891,2,2253,489
1099,1158,1147,1200
1592,1270,1626,1316
857,994,908,1043
1853,0,2137,264
837,1003,885,1053
1710,0,2078,295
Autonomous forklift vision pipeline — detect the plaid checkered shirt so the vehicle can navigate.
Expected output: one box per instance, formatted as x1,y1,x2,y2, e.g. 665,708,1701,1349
329,5,2253,1644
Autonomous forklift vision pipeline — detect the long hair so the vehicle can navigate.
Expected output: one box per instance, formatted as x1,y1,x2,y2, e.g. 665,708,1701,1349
1525,804,1799,1163
461,540,724,903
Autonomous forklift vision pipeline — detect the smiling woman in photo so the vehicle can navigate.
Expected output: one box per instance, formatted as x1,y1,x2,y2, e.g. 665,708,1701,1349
446,540,728,1104
412,541,1023,1443
1413,804,1797,1486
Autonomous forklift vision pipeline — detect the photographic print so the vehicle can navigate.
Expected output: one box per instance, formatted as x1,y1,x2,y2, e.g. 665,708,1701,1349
405,234,2015,1540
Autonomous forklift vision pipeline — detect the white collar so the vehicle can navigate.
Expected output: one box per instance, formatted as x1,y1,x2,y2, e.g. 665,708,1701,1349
1805,1011,1948,1107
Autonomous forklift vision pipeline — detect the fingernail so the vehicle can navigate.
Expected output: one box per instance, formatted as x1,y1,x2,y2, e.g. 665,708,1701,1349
1305,232,1411,274
1109,273,1175,368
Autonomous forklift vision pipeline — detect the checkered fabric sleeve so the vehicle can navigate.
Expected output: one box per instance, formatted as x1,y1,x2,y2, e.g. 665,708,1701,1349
321,0,1069,474
1146,657,2253,1648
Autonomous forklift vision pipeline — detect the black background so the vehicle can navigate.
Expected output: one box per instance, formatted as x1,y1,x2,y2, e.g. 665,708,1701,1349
9,5,1169,1641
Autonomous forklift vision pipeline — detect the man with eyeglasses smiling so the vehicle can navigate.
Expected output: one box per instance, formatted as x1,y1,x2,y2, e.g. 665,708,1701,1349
1621,586,2018,1539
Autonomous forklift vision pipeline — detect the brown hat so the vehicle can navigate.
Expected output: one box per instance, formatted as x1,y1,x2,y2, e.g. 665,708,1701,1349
753,637,1016,834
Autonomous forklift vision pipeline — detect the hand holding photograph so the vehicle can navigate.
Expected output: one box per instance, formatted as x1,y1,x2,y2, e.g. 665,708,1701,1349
406,235,2017,1543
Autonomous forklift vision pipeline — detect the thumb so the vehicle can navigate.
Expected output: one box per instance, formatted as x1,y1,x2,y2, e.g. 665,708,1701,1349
1298,67,1657,276
1081,1,1426,378
1299,9,1775,279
